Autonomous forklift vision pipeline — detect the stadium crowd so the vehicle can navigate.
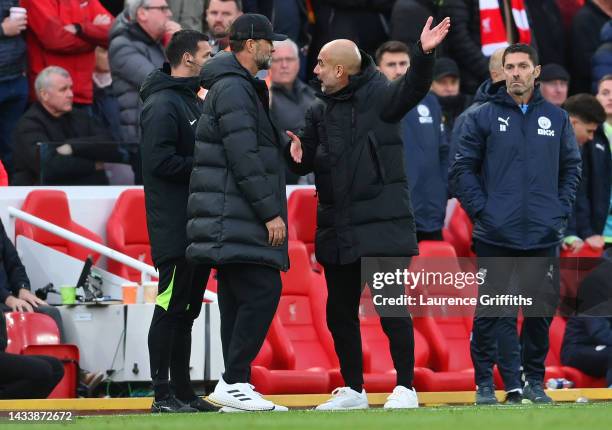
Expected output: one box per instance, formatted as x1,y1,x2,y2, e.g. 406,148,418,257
0,0,611,409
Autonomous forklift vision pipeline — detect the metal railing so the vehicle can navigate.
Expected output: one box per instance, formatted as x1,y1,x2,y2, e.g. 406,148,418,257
8,206,217,302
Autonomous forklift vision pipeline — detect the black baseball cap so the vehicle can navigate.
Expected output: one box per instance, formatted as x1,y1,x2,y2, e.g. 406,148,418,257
433,57,460,81
229,13,287,42
539,63,570,82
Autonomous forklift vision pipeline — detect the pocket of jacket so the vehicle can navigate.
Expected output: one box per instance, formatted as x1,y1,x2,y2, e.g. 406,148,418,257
368,132,386,184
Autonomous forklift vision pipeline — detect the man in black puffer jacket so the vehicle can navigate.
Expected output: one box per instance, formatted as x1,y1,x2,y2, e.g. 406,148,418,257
186,14,288,413
286,17,450,410
140,30,216,414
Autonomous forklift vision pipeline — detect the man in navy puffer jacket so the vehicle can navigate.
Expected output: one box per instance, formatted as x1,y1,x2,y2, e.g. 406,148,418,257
451,43,581,405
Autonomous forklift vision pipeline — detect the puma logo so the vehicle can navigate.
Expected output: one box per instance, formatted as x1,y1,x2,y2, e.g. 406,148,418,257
595,143,605,152
498,116,510,126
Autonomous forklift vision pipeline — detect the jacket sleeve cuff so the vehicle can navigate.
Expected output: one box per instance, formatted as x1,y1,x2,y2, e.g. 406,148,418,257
0,289,10,304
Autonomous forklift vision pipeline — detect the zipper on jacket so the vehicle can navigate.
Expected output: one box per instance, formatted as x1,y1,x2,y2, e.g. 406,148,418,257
520,107,529,247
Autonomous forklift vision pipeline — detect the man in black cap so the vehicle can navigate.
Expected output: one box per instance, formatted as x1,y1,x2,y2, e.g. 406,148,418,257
430,57,471,135
539,63,570,107
186,13,288,412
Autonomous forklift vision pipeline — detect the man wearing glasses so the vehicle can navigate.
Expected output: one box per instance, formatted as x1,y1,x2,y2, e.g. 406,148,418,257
109,0,181,144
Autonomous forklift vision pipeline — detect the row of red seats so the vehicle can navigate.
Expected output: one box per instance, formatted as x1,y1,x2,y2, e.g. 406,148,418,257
250,240,608,393
4,312,79,398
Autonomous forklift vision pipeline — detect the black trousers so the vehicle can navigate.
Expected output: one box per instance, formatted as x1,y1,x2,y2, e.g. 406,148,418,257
0,352,64,399
562,344,612,387
148,257,209,401
323,260,415,391
471,240,559,390
216,263,282,384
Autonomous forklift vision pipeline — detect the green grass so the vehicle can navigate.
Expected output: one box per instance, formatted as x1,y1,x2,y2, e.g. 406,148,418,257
3,403,611,430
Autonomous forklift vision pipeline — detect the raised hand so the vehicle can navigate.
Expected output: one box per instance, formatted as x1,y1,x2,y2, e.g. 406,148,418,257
286,130,302,163
420,16,451,53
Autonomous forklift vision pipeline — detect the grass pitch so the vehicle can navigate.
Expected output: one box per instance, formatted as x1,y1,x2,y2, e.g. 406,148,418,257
3,402,611,430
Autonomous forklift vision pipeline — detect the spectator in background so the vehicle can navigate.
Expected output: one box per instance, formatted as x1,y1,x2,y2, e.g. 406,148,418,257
205,0,243,54
569,0,611,94
430,57,471,135
0,161,7,186
0,312,64,399
168,0,204,31
269,38,315,185
451,47,505,163
22,0,113,111
109,0,178,143
391,0,441,47
592,20,612,93
271,0,310,58
93,48,121,141
440,0,533,94
563,93,607,253
0,0,28,178
525,0,566,67
567,76,612,252
539,63,570,107
12,67,124,186
0,219,65,341
376,40,448,242
242,0,273,17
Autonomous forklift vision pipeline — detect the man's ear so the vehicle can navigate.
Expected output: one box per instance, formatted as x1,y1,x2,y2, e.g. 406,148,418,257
534,64,541,79
335,64,344,79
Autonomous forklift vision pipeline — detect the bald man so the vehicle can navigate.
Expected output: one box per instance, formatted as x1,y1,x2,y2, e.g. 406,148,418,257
286,17,450,410
450,48,506,163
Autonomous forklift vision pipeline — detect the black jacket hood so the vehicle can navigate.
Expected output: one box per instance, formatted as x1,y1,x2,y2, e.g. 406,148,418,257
140,64,202,102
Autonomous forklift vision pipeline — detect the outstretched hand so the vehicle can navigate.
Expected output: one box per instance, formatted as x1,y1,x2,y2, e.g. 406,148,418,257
286,130,302,163
420,16,451,53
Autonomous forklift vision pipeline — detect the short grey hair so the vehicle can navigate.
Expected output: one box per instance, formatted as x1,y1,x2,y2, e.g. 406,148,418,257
273,39,299,58
35,66,71,96
127,0,151,20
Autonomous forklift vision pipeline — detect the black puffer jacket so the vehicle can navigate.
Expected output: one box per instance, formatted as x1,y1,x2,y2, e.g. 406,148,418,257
186,52,289,271
139,65,203,268
286,46,434,265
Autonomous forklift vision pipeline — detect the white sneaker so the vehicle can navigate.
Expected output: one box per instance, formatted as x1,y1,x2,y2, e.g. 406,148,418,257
315,387,369,411
383,386,419,409
208,377,275,412
219,404,288,413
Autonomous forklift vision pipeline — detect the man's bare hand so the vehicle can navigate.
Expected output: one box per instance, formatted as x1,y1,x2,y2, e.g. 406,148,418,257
1,16,27,36
56,144,73,155
562,238,584,253
93,14,111,26
64,24,77,34
5,295,34,312
286,130,302,163
18,288,47,308
585,235,605,249
420,16,451,52
265,216,286,247
165,20,181,35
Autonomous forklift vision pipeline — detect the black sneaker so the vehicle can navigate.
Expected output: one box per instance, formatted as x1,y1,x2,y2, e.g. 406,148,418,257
151,396,198,413
505,391,523,404
522,382,553,404
475,385,498,405
188,396,221,412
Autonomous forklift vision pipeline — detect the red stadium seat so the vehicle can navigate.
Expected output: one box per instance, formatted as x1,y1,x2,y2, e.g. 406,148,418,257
445,202,474,258
4,312,80,398
0,160,7,186
15,190,102,263
546,316,607,388
106,189,152,281
250,241,338,394
287,189,319,270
